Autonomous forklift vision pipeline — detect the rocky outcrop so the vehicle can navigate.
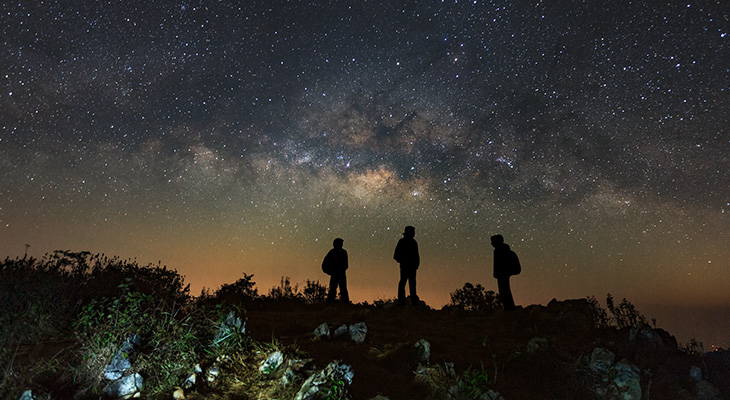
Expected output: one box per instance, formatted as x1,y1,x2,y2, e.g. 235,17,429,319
294,361,354,400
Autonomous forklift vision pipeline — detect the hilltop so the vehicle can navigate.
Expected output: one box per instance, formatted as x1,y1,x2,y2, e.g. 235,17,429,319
1,252,728,399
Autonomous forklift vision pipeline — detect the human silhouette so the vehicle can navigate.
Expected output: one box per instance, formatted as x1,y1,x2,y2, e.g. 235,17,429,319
491,234,520,310
322,238,349,303
393,226,420,306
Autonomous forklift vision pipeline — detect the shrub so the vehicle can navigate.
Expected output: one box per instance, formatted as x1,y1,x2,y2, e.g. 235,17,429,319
213,273,259,304
448,282,502,312
267,276,302,300
586,294,648,329
302,279,328,304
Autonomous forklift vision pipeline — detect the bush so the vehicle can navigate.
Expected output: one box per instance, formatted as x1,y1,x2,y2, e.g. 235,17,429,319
586,294,648,329
448,282,502,312
302,279,328,304
267,276,302,300
212,273,259,304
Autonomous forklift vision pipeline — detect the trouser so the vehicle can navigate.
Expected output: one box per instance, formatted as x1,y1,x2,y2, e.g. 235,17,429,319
497,277,516,310
397,267,418,305
327,273,349,303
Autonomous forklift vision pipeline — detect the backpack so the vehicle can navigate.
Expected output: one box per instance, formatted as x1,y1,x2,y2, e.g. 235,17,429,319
508,250,521,276
321,252,333,275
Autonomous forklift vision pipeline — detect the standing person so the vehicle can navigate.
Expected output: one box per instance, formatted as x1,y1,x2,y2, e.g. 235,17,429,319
491,234,520,310
394,226,420,306
322,238,350,303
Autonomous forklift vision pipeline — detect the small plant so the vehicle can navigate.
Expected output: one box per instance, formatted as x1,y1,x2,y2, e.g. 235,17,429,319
605,294,648,329
680,338,705,356
460,365,496,398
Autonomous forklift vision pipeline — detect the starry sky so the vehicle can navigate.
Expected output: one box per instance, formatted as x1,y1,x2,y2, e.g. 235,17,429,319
2,1,729,345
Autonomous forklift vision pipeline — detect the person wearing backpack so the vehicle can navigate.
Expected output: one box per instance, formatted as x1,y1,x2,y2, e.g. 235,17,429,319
322,238,350,303
394,226,420,306
491,234,520,310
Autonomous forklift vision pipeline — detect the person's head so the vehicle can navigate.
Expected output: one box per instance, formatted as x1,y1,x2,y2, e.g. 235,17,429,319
333,238,344,248
490,234,504,248
403,226,416,238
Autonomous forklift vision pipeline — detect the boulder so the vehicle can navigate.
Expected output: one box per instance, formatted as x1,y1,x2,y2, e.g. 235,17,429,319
294,361,354,400
413,339,431,366
103,373,143,399
583,347,641,400
333,324,348,338
206,364,221,384
259,351,285,375
18,390,34,400
349,322,367,344
104,334,140,380
312,323,330,339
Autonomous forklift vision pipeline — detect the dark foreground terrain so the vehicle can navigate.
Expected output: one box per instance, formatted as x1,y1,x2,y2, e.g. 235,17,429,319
2,253,729,399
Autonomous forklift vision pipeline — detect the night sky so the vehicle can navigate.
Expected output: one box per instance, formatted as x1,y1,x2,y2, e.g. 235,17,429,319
2,1,729,346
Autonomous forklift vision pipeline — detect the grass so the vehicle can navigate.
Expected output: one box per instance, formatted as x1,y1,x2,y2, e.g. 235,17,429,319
1,251,726,400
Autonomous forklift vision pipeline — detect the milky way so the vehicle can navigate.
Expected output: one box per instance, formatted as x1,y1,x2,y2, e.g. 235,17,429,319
2,1,729,344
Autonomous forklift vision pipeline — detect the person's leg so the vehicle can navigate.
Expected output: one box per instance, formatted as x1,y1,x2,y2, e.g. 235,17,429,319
327,275,338,303
339,273,350,303
397,268,408,305
497,277,515,310
408,269,419,304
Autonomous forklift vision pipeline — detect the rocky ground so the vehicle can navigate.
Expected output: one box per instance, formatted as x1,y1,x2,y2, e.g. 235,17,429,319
239,298,729,400
7,298,730,400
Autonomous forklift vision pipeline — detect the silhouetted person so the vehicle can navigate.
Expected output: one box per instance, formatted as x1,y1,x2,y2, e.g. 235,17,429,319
322,238,349,303
394,226,420,306
491,234,520,310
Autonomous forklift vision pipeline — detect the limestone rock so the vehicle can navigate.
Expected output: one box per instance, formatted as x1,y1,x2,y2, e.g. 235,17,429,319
413,339,431,366
313,323,330,339
18,390,34,400
349,322,367,344
294,361,354,400
260,351,285,375
103,373,143,399
104,334,140,380
333,324,348,338
583,347,641,400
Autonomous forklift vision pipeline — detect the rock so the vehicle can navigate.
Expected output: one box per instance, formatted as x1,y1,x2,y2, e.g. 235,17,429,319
583,347,641,400
524,337,550,354
282,367,296,386
587,347,615,375
480,390,505,400
104,334,140,380
313,323,330,339
349,322,367,344
333,324,348,338
172,387,185,399
207,364,221,384
695,379,723,400
260,351,285,375
689,365,704,382
413,339,431,366
103,373,143,399
611,361,641,400
182,364,202,389
294,361,354,400
18,390,34,400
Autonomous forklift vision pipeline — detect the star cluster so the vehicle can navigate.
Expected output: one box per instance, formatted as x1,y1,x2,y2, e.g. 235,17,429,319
1,0,729,344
